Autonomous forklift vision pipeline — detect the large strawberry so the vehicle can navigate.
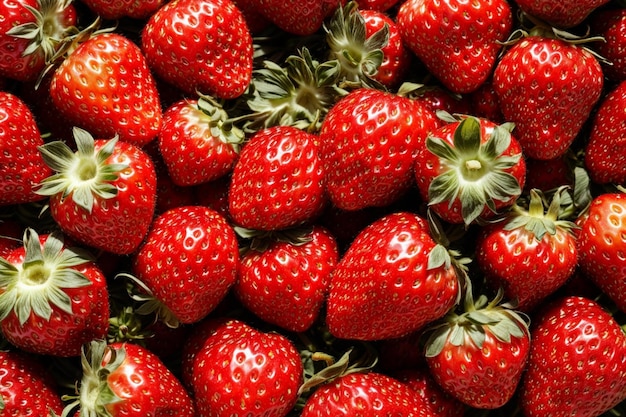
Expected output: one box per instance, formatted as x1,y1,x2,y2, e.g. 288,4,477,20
414,115,526,226
326,211,461,341
64,340,195,416
513,0,610,29
228,125,327,231
49,32,163,147
520,296,626,416
36,127,157,255
0,91,52,206
396,0,513,94
141,0,254,99
318,87,439,211
130,205,239,326
493,31,604,160
0,229,109,356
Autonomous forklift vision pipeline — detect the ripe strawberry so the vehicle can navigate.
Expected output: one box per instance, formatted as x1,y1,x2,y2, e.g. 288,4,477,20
36,127,157,255
247,0,342,35
394,368,467,417
424,288,530,409
0,229,109,357
141,0,254,99
514,0,610,29
131,205,239,325
192,322,303,417
475,188,578,311
326,211,461,341
158,96,244,187
80,0,165,19
399,83,473,116
235,225,339,333
318,87,439,211
49,32,163,147
493,33,604,160
300,371,426,416
0,350,64,415
576,192,626,312
520,296,626,416
396,0,513,94
65,340,195,416
229,125,327,231
590,9,626,83
584,80,626,185
0,0,76,82
414,115,526,225
0,218,22,258
0,91,52,206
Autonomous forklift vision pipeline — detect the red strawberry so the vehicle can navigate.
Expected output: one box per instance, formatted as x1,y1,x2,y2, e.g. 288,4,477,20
248,0,343,35
576,192,626,312
519,296,626,417
192,323,303,417
584,79,626,186
158,96,244,187
141,0,254,99
590,8,626,83
514,0,610,29
424,287,530,409
318,87,439,211
399,84,473,116
493,33,604,160
234,225,339,332
0,350,64,415
475,188,578,311
414,115,526,225
396,0,513,94
0,91,52,206
326,211,461,341
36,127,157,255
0,218,22,258
229,125,327,231
0,0,77,82
80,0,165,20
131,205,239,325
0,229,109,356
65,340,195,416
300,371,426,416
49,32,163,147
394,368,467,417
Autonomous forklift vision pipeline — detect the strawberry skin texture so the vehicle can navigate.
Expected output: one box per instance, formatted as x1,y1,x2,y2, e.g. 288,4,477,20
80,0,165,19
132,206,239,324
248,0,342,35
0,92,52,206
141,0,253,99
50,33,162,147
590,9,626,83
397,0,513,94
326,212,460,341
520,296,626,417
514,0,610,29
576,193,626,312
394,368,467,417
318,88,439,211
493,36,604,160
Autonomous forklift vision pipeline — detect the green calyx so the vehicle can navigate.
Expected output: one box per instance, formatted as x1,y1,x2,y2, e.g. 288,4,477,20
234,224,314,255
197,94,245,152
427,115,522,226
36,127,128,213
0,228,92,325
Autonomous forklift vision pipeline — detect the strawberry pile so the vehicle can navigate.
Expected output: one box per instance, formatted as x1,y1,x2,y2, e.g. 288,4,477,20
1,0,626,415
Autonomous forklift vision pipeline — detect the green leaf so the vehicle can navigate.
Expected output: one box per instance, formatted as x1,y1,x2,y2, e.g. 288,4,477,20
453,117,481,156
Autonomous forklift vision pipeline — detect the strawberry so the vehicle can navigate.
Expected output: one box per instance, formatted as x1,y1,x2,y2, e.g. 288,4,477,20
493,32,604,160
80,0,165,20
576,192,626,312
158,95,245,187
130,205,239,325
590,8,626,83
0,218,22,258
229,125,327,231
394,368,467,417
64,340,195,416
0,350,64,415
0,0,77,82
584,79,626,186
234,225,339,333
0,229,109,357
396,0,513,94
247,0,343,36
326,211,461,341
519,296,626,417
141,0,254,99
0,91,52,206
36,127,157,255
318,87,439,211
49,32,163,147
414,115,526,226
514,0,610,29
300,371,427,416
475,188,578,311
424,287,530,409
191,322,303,417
